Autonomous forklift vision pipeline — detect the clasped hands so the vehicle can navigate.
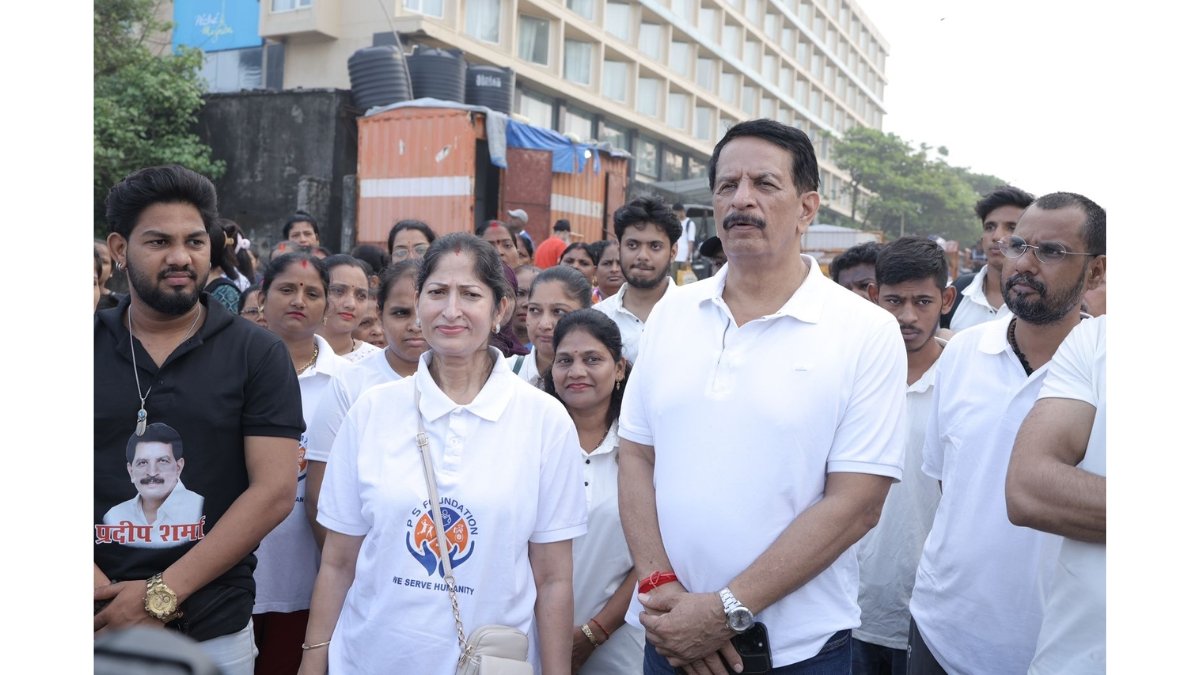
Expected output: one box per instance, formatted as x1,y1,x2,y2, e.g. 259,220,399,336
639,582,744,675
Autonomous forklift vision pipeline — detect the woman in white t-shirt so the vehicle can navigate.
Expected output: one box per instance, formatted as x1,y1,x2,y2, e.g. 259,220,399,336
300,233,587,675
542,309,644,675
317,254,381,363
509,265,593,388
255,251,347,673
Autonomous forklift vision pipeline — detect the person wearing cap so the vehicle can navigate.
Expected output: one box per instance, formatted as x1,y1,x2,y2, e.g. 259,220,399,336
507,208,535,255
699,236,726,275
535,219,573,268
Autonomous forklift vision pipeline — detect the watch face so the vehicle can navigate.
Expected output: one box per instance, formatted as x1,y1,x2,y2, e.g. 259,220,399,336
147,589,175,616
729,607,754,633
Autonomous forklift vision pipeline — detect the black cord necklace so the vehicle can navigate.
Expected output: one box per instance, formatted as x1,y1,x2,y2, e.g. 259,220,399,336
1007,318,1034,377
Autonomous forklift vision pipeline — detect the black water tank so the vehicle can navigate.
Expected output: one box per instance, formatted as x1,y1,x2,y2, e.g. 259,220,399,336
465,65,513,114
407,46,467,103
347,45,412,109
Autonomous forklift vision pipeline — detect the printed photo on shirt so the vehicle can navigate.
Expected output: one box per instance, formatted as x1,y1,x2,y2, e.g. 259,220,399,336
96,422,206,549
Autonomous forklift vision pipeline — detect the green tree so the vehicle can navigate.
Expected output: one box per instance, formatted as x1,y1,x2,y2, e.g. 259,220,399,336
94,0,224,231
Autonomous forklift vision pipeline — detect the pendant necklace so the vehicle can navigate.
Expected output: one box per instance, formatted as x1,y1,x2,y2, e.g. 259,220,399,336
128,304,202,436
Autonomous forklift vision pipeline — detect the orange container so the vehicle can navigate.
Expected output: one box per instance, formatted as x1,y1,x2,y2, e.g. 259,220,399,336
356,106,628,248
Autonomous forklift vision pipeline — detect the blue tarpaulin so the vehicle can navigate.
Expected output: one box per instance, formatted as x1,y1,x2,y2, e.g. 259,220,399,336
505,119,603,175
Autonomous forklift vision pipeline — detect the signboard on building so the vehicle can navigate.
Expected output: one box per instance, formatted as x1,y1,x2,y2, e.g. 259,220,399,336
173,0,262,52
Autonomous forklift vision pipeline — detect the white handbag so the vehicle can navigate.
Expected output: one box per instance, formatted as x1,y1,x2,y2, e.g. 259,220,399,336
414,387,534,675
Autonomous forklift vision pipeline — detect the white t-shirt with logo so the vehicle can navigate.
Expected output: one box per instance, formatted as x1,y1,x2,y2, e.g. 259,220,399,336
318,348,588,673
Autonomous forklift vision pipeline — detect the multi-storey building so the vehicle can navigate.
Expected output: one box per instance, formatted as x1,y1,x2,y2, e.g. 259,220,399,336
174,0,888,219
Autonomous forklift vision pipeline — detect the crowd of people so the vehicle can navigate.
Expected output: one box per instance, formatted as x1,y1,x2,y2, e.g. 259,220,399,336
94,118,1106,675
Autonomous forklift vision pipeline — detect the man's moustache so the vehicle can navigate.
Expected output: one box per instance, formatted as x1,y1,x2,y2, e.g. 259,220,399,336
722,213,767,230
140,476,166,486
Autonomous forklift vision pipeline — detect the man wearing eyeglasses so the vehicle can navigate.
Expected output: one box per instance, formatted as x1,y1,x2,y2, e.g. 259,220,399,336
906,192,1105,675
946,186,1035,332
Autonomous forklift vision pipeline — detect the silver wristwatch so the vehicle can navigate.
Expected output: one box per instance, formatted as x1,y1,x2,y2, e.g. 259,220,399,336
719,587,755,633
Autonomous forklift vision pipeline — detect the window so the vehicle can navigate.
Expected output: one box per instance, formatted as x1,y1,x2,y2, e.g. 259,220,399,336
761,97,776,119
403,0,442,18
696,57,716,91
669,42,691,77
741,85,757,115
670,0,695,21
720,71,737,105
745,39,761,71
764,53,778,82
567,0,594,21
662,148,685,181
602,60,629,101
273,0,312,10
200,47,264,93
695,106,713,141
668,92,688,130
698,7,718,41
466,0,500,43
637,77,662,117
781,27,795,55
599,121,630,150
605,3,631,42
639,23,664,61
743,0,760,22
635,138,658,180
780,66,793,96
764,13,779,41
722,23,740,53
796,39,810,69
518,16,550,66
562,107,593,140
518,89,553,128
564,40,593,85
798,1,812,27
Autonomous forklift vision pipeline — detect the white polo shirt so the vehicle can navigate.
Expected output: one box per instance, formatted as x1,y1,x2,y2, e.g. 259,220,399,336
574,423,644,675
853,344,943,649
343,339,381,364
318,347,588,674
909,319,1062,675
254,334,348,613
306,348,406,464
1029,316,1106,675
619,258,908,667
592,278,678,365
949,267,1011,332
506,346,543,388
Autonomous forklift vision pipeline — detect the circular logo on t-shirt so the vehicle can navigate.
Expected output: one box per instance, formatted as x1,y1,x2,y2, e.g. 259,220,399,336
405,499,477,577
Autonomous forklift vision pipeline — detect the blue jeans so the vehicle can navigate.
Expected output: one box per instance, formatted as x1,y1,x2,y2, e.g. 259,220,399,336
851,637,906,675
645,629,852,674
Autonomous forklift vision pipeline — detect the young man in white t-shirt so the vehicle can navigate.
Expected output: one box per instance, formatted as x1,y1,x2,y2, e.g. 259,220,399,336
669,202,695,279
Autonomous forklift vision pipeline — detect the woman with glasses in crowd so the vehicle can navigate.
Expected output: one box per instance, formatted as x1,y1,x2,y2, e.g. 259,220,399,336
388,219,437,265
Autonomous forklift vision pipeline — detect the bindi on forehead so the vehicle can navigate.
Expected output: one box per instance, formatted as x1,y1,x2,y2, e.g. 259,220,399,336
299,259,309,268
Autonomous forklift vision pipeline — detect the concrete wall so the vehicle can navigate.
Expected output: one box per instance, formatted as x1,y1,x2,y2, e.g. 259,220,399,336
196,89,360,256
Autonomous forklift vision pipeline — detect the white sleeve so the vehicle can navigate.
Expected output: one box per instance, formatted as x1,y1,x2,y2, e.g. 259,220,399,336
316,399,370,536
921,354,950,481
530,406,589,543
827,318,908,479
305,372,354,463
618,301,663,446
1038,317,1102,406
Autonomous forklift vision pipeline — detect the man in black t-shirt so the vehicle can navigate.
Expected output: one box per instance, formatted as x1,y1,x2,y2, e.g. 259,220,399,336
94,165,304,670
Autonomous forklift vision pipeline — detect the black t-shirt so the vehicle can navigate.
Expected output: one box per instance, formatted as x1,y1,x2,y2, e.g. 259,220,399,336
94,294,305,641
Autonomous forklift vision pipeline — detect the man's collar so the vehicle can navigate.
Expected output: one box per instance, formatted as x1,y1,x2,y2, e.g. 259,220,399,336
699,254,828,324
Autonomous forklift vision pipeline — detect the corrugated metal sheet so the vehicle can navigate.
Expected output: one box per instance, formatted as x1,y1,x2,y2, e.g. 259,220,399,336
356,107,483,244
356,106,629,248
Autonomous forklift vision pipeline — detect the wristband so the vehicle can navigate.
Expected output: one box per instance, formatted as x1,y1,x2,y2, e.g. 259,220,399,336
638,571,678,594
580,623,600,647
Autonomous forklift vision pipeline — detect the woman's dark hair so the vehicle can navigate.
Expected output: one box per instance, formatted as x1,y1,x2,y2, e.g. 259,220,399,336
387,219,437,253
418,232,509,312
219,218,256,281
378,259,421,312
542,309,630,429
560,241,599,265
350,244,390,275
262,252,329,295
282,210,319,239
590,240,615,260
208,220,240,280
323,253,373,281
530,265,593,309
517,233,534,259
238,284,262,313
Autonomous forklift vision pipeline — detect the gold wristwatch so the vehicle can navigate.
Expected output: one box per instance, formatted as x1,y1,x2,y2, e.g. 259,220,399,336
144,573,183,622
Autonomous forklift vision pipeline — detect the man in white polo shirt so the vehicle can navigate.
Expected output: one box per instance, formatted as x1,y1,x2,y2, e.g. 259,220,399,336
619,119,908,673
593,195,682,366
1006,315,1107,674
907,192,1106,675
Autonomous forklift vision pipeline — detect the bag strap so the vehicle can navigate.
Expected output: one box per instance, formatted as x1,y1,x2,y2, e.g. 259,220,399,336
414,386,468,652
511,354,525,375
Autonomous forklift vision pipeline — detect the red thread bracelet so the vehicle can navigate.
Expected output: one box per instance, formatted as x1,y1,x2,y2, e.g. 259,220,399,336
589,618,611,640
638,571,678,594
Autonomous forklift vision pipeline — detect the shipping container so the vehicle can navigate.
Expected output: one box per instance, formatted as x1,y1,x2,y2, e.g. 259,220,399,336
355,105,628,248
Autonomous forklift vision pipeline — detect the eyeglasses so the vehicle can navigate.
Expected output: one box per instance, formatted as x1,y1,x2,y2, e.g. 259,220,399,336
392,244,430,260
240,307,262,317
1002,236,1098,264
